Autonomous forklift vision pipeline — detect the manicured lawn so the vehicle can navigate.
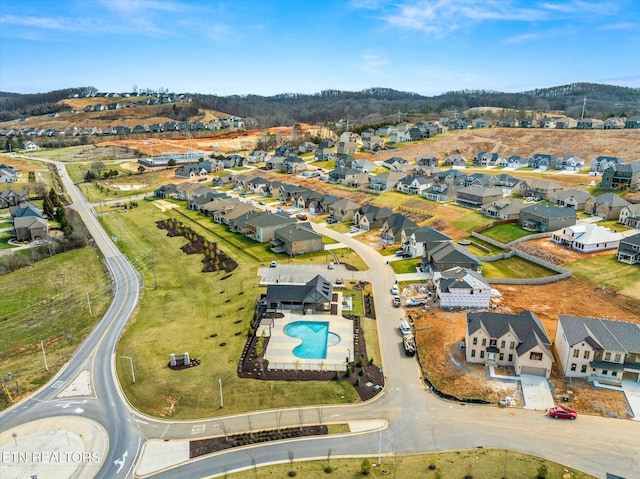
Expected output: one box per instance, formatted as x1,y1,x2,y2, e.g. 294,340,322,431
463,237,505,256
564,254,640,300
0,247,112,409
389,259,419,274
450,210,494,232
595,218,631,232
371,191,409,209
224,449,596,479
0,231,15,249
482,256,557,278
102,200,361,418
480,223,533,243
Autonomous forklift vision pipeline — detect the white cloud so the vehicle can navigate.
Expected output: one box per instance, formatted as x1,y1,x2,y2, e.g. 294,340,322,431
360,53,389,74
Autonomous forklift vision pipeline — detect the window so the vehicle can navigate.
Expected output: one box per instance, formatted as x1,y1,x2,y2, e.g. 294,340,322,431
489,338,497,347
500,340,505,349
614,353,621,362
605,352,611,361
482,338,487,346
570,363,577,371
530,352,543,361
471,350,476,358
612,371,618,377
499,353,504,361
573,349,580,358
583,350,590,359
480,351,485,359
472,337,478,345
581,365,587,373
602,370,608,375
510,341,515,350
508,354,513,362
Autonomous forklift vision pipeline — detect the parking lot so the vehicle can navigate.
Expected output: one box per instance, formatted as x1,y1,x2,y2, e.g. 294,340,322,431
258,262,367,285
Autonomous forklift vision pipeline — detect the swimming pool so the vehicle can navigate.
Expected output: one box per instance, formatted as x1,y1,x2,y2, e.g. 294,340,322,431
284,321,340,359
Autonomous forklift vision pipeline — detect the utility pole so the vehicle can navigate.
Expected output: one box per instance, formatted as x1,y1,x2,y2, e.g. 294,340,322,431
152,249,157,289
581,96,587,120
41,340,49,372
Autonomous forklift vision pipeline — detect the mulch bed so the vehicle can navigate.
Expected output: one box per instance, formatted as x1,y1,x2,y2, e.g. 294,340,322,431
190,425,328,458
237,315,384,402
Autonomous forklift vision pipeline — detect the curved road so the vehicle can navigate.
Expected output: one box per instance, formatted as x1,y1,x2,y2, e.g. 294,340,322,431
2,163,639,478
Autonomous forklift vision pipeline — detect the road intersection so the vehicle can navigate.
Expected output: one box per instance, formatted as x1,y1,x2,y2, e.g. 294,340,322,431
1,162,638,478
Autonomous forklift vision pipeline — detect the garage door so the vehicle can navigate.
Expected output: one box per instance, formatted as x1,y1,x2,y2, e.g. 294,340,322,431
521,366,547,377
622,371,640,381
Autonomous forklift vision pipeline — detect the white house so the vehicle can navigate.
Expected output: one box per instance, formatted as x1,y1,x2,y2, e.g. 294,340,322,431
551,223,625,253
436,267,491,308
555,315,640,384
21,140,39,151
465,310,553,377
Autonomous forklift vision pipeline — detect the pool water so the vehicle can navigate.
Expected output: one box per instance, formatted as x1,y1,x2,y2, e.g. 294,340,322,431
284,321,340,359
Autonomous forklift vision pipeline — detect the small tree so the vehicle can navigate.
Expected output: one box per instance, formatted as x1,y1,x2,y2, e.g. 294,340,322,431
537,464,548,479
361,458,371,476
138,165,146,173
168,158,176,167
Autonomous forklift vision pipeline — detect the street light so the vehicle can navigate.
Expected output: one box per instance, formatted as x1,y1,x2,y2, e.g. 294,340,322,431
41,340,49,372
120,356,135,384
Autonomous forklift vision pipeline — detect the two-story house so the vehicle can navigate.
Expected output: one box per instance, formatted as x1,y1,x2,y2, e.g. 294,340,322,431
455,186,504,210
584,193,630,220
555,315,640,384
519,179,563,201
437,267,491,309
466,311,553,377
599,161,640,190
618,204,640,228
616,232,640,265
519,204,577,232
352,205,393,231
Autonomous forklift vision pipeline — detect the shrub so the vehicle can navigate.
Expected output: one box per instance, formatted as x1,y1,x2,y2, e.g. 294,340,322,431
333,372,339,380
361,459,371,475
345,365,352,377
537,464,548,479
358,368,364,376
356,356,365,368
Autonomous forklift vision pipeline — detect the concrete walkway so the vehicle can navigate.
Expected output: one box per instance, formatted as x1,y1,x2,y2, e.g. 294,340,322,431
0,416,108,479
622,380,640,420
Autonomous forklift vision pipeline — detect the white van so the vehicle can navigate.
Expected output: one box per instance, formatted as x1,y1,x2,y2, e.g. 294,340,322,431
399,319,411,336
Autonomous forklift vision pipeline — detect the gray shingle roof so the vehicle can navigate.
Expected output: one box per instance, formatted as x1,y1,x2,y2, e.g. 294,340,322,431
558,315,640,353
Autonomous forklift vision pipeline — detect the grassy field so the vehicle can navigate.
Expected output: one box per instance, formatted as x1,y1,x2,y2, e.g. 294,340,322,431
564,254,640,299
102,200,362,418
464,237,506,256
480,223,533,244
481,256,557,279
0,247,112,408
450,209,495,233
222,449,596,479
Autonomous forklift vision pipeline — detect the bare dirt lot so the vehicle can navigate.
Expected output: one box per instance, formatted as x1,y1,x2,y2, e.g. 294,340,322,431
409,276,640,418
374,128,640,164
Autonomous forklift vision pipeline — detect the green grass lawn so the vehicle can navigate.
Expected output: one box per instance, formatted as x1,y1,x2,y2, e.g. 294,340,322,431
0,231,16,249
464,237,506,256
480,223,533,243
482,256,557,279
595,218,631,232
371,191,409,209
223,449,596,479
101,201,361,418
389,258,419,274
0,247,112,409
450,209,494,233
564,254,640,300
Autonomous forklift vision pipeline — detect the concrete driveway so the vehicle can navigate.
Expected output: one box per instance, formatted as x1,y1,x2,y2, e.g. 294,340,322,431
520,374,555,411
622,380,640,420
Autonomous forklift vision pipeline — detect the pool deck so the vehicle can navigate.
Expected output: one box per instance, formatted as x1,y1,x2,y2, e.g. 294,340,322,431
263,293,354,372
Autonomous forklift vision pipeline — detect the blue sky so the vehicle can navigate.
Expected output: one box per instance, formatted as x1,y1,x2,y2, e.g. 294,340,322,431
1,0,639,96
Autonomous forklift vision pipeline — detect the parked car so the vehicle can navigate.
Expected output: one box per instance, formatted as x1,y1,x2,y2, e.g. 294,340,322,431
296,213,308,220
269,261,277,268
335,278,343,285
326,217,336,224
258,201,266,205
395,250,405,257
548,406,577,420
391,284,399,295
328,262,335,270
392,295,401,307
350,226,359,233
402,333,416,357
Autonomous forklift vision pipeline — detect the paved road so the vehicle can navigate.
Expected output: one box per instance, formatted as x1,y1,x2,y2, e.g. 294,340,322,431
1,166,639,479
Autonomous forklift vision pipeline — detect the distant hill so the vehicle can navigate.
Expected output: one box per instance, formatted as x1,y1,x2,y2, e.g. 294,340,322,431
1,83,639,128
